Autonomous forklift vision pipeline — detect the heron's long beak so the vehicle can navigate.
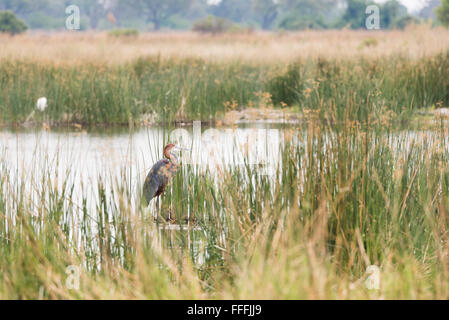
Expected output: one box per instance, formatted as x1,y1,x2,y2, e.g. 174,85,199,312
173,146,190,152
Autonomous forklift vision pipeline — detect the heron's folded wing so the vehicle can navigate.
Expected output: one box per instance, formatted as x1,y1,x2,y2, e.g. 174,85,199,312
142,160,169,205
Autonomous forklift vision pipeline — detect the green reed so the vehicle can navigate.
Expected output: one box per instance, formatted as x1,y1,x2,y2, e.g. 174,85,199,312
1,52,449,126
1,119,449,298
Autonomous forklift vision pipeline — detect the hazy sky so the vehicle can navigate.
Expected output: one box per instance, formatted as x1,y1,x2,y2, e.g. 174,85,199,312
375,0,429,12
207,1,430,13
206,0,430,14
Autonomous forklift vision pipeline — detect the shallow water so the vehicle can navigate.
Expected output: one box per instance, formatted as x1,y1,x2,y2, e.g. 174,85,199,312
0,123,295,266
0,124,291,216
0,123,445,267
0,124,442,207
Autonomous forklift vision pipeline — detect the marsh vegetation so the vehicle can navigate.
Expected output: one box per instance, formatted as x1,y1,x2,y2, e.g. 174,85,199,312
1,28,449,299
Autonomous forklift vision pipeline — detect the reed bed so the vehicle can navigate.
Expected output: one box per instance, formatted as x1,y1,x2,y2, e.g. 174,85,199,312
1,120,449,299
1,50,449,125
1,26,449,125
1,27,449,299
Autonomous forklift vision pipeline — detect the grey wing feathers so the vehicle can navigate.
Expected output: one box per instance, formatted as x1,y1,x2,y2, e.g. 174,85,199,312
143,159,170,205
143,174,159,205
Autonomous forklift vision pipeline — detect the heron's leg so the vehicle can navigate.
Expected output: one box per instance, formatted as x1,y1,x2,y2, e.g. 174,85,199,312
155,196,159,222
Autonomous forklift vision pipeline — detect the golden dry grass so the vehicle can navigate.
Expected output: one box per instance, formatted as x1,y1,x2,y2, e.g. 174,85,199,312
1,24,449,65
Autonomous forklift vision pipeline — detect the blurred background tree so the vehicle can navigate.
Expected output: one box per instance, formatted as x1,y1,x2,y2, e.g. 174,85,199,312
209,0,252,24
277,0,335,30
0,0,39,15
380,0,410,29
134,0,194,30
436,0,449,26
419,0,441,21
0,10,28,34
337,0,372,29
253,0,279,30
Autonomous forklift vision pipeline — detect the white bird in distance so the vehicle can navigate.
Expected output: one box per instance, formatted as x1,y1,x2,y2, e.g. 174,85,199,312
36,97,48,112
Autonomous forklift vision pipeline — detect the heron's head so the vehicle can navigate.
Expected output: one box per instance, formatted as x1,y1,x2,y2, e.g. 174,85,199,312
163,143,189,160
163,143,176,159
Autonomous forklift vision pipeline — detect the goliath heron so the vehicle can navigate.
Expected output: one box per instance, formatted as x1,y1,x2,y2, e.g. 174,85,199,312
143,143,184,221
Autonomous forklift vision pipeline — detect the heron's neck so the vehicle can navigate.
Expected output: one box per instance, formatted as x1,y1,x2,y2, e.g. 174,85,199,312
168,152,178,165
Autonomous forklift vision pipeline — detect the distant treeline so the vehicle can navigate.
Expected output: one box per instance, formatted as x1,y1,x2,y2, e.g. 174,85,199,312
0,0,445,32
